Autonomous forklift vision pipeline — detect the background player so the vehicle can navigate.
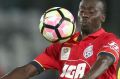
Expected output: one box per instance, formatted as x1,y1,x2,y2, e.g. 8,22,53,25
1,0,120,79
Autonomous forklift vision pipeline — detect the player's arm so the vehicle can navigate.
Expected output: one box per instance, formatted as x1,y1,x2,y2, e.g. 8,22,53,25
82,52,115,79
1,61,44,79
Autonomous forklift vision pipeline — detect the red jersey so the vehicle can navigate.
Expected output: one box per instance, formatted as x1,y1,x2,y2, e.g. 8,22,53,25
34,28,120,79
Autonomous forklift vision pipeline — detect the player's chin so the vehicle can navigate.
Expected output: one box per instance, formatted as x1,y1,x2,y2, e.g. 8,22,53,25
80,23,91,31
80,23,89,28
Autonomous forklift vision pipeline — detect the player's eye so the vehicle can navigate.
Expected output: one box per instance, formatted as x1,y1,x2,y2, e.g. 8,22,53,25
89,9,97,15
80,10,84,13
89,10,94,14
80,10,84,14
79,10,84,15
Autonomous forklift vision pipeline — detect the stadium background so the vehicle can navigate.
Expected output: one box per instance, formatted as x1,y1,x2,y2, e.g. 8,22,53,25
0,0,120,79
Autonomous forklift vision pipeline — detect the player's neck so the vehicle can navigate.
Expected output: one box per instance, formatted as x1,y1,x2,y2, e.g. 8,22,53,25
81,27,101,40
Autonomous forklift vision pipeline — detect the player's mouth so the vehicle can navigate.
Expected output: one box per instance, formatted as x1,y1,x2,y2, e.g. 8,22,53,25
80,20,88,25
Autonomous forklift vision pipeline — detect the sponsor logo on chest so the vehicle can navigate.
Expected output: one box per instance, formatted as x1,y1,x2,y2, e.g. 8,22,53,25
60,63,86,79
60,47,71,60
60,59,91,79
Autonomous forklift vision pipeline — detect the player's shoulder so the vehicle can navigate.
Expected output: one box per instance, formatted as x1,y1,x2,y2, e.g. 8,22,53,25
103,32,120,42
105,32,119,39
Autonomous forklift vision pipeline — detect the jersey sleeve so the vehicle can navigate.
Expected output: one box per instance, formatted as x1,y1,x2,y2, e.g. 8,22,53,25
34,43,62,70
98,34,120,63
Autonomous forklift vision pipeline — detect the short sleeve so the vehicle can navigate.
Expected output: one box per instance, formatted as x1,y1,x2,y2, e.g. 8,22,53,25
34,43,62,70
98,34,120,63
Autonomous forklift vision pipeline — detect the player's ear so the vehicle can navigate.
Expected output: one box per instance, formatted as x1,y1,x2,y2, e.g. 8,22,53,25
100,15,105,22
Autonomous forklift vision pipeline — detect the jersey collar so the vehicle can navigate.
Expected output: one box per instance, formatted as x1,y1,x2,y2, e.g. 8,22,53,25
67,32,80,43
67,28,106,43
88,28,106,37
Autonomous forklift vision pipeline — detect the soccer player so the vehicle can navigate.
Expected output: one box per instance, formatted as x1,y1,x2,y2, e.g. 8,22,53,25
1,0,120,79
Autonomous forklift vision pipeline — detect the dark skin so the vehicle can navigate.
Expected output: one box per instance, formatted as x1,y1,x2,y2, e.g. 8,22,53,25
1,64,38,79
79,0,114,79
78,0,105,39
1,0,114,79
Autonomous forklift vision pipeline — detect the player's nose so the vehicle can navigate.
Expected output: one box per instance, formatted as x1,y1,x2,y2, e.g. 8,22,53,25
81,12,89,19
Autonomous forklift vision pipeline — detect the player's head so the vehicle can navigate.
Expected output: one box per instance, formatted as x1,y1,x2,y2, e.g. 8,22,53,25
78,0,106,35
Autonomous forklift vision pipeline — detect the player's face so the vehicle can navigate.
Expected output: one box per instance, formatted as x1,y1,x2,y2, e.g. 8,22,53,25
78,0,104,34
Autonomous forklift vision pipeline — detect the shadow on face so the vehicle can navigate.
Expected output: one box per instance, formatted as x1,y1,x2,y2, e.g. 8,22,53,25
77,0,105,35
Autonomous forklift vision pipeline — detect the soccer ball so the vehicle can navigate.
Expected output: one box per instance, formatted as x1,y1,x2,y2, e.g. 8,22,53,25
39,7,76,43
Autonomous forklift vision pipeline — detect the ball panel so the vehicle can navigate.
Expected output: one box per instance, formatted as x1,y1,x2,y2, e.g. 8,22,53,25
39,22,44,33
58,20,74,38
39,15,44,32
44,11,62,26
60,8,74,22
43,28,58,42
46,7,61,12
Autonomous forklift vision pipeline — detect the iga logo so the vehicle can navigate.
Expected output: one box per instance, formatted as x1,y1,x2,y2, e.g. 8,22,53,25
60,59,91,79
60,63,86,79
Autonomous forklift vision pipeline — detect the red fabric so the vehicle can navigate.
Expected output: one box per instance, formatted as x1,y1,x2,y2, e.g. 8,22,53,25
34,28,120,79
